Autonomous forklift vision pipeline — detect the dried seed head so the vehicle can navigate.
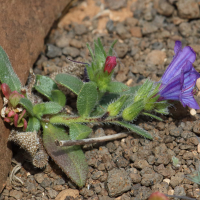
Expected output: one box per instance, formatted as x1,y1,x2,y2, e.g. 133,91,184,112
32,137,48,168
32,149,48,168
8,130,40,157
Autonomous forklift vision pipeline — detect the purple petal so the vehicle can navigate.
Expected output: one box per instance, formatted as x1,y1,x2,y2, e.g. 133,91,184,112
174,41,182,54
161,44,196,84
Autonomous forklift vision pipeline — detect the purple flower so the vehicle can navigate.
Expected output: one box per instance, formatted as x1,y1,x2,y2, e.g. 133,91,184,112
158,41,200,109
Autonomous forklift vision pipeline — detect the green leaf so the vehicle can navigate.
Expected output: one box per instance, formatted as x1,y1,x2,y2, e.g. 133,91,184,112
107,82,129,93
86,43,94,60
26,117,41,132
33,102,62,119
116,121,153,139
77,82,98,117
97,38,107,58
69,124,92,140
142,112,163,121
108,40,117,56
51,90,66,107
42,123,88,187
19,98,34,116
55,74,83,95
0,46,21,92
34,75,58,99
94,41,106,68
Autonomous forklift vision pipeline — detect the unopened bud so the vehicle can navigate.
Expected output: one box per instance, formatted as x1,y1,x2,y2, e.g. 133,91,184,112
107,95,129,116
104,56,117,74
122,99,144,121
1,83,11,99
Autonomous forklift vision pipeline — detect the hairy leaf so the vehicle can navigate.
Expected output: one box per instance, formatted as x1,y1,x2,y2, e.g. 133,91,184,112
116,121,153,139
34,75,58,99
69,124,92,140
77,82,98,117
42,123,88,187
55,74,83,95
33,102,62,119
19,98,34,116
107,82,129,93
0,46,21,92
26,117,41,132
108,40,117,56
51,90,66,107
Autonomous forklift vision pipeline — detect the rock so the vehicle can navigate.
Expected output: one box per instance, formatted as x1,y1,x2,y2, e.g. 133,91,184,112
80,188,94,197
0,0,72,193
174,186,186,196
154,0,174,16
176,0,200,19
142,22,158,35
40,177,52,188
130,27,142,38
141,173,163,186
69,39,83,49
107,168,131,197
74,24,87,35
170,172,185,188
115,43,129,58
55,189,79,200
193,122,200,134
104,0,127,10
34,173,45,184
169,126,183,137
182,152,194,160
135,186,152,200
133,159,150,169
106,20,115,33
116,23,131,39
154,164,175,178
55,35,70,48
145,50,166,66
46,188,59,199
62,46,80,58
46,44,62,58
92,171,104,180
178,22,192,37
9,190,23,199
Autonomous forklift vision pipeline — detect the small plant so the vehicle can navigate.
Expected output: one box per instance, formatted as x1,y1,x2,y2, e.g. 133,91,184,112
0,39,200,187
172,156,180,168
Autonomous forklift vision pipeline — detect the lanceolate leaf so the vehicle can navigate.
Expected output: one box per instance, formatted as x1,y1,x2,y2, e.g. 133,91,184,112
116,121,153,139
108,40,117,56
77,82,98,117
107,82,129,93
34,75,58,99
42,123,88,187
33,102,62,119
26,117,41,132
19,98,34,116
69,124,92,140
55,74,83,95
0,46,21,92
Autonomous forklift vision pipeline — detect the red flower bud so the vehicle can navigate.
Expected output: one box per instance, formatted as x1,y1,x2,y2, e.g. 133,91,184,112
148,192,169,200
104,56,117,74
1,83,11,99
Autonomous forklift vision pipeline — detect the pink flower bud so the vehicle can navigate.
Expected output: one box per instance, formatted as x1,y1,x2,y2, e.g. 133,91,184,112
23,118,27,131
4,117,11,123
14,114,19,127
7,110,16,118
1,83,11,99
104,56,117,74
148,192,169,200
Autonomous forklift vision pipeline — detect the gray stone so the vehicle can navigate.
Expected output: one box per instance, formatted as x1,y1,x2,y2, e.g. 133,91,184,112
142,22,158,35
116,23,130,39
74,24,87,35
154,0,174,16
176,0,200,19
46,188,58,199
174,186,186,197
107,168,131,197
34,173,45,184
141,173,163,186
179,22,192,37
62,46,80,58
115,43,129,58
9,190,23,199
106,20,115,33
46,44,62,58
105,0,127,10
40,177,52,188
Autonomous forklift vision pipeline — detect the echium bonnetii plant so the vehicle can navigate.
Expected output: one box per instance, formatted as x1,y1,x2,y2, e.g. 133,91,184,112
0,38,200,187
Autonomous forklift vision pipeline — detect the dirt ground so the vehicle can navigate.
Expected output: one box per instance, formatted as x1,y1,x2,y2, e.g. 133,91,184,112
1,0,200,199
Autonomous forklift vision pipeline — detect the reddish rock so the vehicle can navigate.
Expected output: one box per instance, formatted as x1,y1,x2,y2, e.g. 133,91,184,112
0,0,72,193
130,27,142,38
145,50,166,66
